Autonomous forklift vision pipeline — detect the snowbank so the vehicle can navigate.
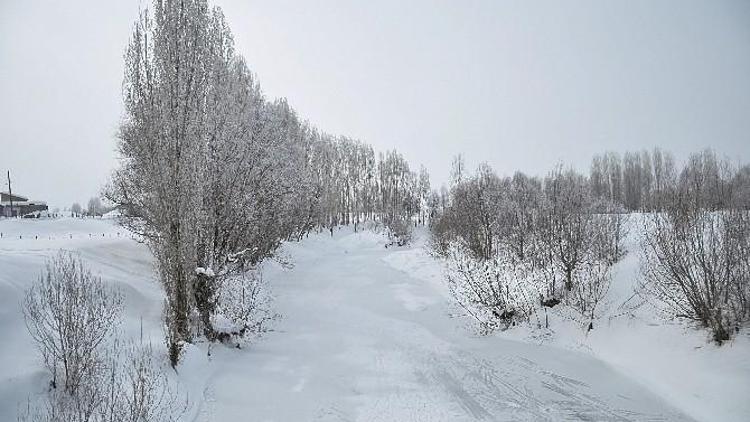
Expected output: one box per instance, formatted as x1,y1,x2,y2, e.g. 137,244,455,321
386,220,750,422
2,218,745,421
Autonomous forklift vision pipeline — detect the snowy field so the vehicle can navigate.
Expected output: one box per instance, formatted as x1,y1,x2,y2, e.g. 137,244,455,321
1,218,748,421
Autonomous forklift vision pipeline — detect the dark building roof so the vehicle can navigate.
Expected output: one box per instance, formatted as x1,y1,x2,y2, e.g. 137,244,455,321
1,192,29,203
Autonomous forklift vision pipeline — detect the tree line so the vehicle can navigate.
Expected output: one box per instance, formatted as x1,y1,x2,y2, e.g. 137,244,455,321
105,0,426,366
430,149,750,341
590,148,748,211
309,137,430,238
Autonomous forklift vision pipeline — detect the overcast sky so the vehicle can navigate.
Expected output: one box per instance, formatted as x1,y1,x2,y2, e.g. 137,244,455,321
1,0,749,208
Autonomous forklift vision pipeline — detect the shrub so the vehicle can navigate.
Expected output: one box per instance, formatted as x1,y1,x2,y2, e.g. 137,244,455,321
568,260,613,331
444,242,544,333
641,207,750,342
211,269,278,346
386,217,413,246
22,251,123,394
18,342,185,422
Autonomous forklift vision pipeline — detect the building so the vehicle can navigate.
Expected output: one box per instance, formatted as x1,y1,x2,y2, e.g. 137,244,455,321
0,192,48,217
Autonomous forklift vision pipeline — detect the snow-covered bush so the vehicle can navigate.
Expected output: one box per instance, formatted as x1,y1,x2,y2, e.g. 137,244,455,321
536,168,625,298
98,342,184,422
432,165,622,332
439,165,504,260
567,260,613,331
538,168,597,293
211,268,278,346
427,211,454,257
498,172,544,263
18,342,184,422
444,242,544,333
641,207,750,342
20,252,184,421
590,203,629,265
22,251,123,394
724,209,750,323
386,217,413,246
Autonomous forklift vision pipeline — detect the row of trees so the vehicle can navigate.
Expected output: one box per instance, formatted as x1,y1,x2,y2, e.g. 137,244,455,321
108,0,425,365
431,149,749,341
589,148,748,211
69,197,108,217
306,134,429,236
432,161,624,332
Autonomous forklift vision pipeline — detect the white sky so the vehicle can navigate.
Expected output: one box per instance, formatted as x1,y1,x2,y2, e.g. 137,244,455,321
1,0,749,208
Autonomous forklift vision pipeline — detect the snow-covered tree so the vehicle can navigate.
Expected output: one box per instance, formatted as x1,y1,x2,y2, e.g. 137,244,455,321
110,0,426,364
70,203,82,217
87,197,104,216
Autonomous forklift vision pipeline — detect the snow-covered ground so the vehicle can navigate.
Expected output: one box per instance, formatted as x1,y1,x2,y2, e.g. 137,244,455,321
1,218,747,421
387,221,750,422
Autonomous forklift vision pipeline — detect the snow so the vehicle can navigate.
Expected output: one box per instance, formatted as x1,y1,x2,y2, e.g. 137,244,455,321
196,266,215,277
1,217,747,421
102,208,122,219
210,313,239,335
387,225,750,422
0,218,163,421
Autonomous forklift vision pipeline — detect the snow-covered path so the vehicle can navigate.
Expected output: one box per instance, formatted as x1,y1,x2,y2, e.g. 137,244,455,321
0,220,701,421
200,230,693,421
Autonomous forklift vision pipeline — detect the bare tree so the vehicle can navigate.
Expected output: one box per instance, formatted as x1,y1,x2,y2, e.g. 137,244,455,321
678,149,734,210
110,0,311,363
87,197,104,217
623,151,643,211
378,150,419,245
450,154,466,187
590,200,629,264
641,195,749,342
417,165,431,225
501,171,543,262
539,167,594,293
71,203,82,217
434,161,625,331
650,147,676,211
436,147,748,337
637,149,748,342
434,164,504,260
22,251,123,394
731,164,750,209
569,260,612,331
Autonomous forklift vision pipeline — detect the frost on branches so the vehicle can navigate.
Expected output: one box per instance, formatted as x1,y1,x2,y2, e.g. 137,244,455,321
210,268,277,346
433,163,621,334
108,0,429,365
444,242,546,333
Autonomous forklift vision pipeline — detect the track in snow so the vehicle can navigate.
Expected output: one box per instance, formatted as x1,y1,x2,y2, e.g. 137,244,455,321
198,230,693,421
0,220,695,421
